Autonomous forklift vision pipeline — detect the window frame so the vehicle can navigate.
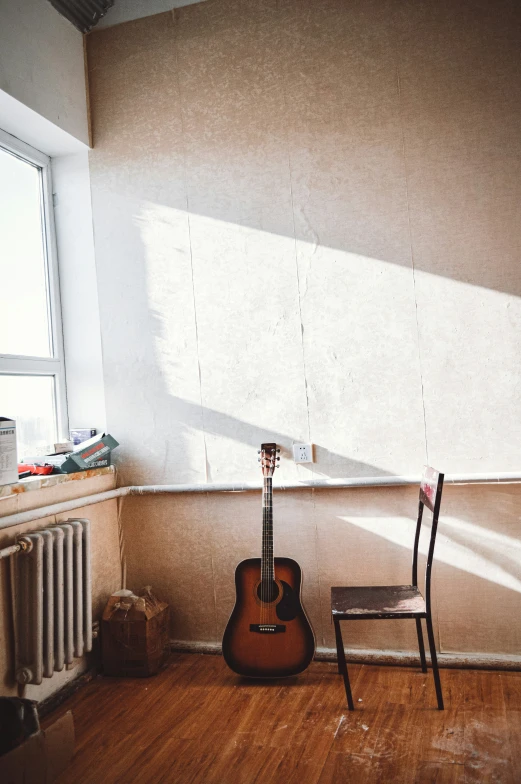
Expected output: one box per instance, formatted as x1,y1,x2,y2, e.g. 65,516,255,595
0,127,69,445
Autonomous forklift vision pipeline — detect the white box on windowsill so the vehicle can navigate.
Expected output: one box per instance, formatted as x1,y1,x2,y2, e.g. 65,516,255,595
0,417,17,486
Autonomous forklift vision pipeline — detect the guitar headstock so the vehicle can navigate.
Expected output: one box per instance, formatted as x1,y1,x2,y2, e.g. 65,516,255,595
258,442,280,476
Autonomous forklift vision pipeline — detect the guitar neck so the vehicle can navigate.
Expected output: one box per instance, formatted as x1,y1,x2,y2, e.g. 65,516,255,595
261,477,274,582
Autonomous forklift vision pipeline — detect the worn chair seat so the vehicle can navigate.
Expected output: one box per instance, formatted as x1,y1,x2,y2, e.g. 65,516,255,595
331,585,426,619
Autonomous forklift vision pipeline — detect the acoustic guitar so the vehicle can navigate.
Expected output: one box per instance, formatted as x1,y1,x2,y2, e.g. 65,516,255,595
222,443,315,677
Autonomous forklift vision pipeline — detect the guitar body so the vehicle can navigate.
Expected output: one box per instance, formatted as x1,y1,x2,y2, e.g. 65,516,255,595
223,556,315,678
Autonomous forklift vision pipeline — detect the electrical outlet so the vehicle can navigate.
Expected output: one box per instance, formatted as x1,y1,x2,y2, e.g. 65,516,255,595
293,443,313,463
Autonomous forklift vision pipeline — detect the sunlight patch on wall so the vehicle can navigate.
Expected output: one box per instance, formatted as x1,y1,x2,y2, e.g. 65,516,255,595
137,202,194,395
136,200,521,479
338,514,521,593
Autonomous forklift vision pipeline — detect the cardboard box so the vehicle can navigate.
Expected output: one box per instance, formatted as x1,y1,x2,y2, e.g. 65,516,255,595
53,441,74,454
0,417,17,486
57,454,111,473
0,710,74,784
67,433,118,469
21,454,112,474
22,434,118,474
102,589,169,677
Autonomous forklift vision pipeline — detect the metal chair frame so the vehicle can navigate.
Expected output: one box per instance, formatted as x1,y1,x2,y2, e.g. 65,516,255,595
332,467,445,710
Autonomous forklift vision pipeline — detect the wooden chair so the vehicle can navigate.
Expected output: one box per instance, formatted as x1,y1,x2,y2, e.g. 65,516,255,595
331,466,445,710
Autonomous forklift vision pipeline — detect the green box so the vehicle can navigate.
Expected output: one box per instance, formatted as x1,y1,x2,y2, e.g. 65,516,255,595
61,433,119,472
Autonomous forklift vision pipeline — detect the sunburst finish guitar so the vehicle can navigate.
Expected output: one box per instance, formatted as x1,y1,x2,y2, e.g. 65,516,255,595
222,443,315,677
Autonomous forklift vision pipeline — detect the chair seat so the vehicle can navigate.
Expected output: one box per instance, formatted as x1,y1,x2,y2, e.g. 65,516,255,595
331,585,426,618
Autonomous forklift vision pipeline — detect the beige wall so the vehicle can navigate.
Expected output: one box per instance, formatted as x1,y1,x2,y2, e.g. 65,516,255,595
123,483,521,657
87,1,521,656
0,474,121,700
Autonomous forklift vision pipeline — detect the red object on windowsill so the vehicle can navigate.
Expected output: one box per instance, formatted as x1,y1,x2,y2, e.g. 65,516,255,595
17,463,54,476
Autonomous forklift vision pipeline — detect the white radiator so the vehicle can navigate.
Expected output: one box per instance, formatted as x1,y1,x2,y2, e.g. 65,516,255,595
13,518,92,685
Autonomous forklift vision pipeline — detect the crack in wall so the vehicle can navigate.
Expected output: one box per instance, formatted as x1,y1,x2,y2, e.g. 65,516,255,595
397,67,430,465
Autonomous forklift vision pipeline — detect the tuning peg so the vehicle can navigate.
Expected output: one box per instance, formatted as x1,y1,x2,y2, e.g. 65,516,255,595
258,450,261,454
277,449,280,453
258,458,261,462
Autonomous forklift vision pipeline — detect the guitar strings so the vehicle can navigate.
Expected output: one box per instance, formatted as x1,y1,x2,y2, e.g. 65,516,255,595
261,458,271,626
261,470,265,625
264,472,266,625
261,452,275,627
266,472,273,623
264,471,269,626
261,478,264,625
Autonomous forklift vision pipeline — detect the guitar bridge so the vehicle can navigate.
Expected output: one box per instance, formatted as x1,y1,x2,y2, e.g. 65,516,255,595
249,624,286,634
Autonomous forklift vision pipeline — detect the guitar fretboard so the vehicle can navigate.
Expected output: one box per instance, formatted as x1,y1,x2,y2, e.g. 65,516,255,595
261,477,274,582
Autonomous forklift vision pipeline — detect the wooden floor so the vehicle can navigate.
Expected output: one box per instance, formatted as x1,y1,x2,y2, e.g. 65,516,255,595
44,653,521,784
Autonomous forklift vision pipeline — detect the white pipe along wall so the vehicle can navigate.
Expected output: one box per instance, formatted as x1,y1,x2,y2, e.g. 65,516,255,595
0,472,520,533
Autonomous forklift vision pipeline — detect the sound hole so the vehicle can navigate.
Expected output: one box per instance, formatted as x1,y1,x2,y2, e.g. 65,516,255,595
257,580,279,604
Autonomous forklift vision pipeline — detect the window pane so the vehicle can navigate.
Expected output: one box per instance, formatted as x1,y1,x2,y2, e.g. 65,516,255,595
0,375,56,459
0,147,51,357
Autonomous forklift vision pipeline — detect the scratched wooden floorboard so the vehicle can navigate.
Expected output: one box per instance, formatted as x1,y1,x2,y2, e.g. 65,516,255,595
501,673,521,783
43,654,521,784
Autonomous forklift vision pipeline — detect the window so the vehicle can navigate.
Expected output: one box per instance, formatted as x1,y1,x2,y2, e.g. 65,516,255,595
0,128,67,460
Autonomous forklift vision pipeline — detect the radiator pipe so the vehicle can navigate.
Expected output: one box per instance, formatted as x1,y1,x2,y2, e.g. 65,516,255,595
62,525,74,666
53,527,65,672
42,530,54,679
0,537,33,559
0,471,520,533
21,533,44,686
71,522,84,658
0,543,22,559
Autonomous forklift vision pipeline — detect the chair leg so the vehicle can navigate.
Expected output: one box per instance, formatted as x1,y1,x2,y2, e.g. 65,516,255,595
334,614,343,675
416,618,428,673
333,618,354,711
425,613,444,710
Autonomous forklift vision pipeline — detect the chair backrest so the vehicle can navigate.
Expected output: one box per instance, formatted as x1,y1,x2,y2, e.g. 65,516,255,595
412,466,444,612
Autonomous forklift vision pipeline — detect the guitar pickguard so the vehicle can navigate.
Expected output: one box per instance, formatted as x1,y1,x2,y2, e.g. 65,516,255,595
276,580,299,621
